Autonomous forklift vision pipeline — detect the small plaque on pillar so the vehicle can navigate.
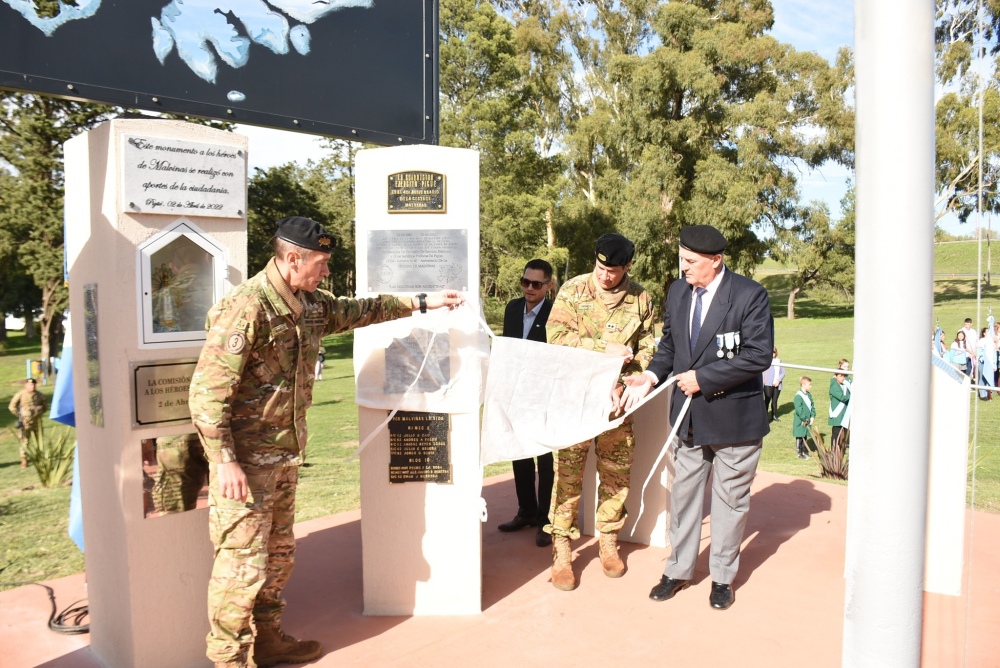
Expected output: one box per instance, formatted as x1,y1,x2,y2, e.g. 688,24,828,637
387,171,445,213
131,359,197,427
388,411,451,484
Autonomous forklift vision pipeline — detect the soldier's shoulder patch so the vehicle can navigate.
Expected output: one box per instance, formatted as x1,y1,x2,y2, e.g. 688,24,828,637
226,331,247,354
234,318,250,333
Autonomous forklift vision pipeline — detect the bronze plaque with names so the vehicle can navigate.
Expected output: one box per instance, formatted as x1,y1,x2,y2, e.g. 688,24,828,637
131,359,198,427
387,171,446,213
388,411,451,483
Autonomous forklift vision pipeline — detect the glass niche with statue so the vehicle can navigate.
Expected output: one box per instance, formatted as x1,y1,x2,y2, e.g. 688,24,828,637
137,219,227,346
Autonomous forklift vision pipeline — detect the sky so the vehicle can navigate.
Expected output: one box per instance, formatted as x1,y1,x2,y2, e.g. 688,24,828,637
237,1,907,236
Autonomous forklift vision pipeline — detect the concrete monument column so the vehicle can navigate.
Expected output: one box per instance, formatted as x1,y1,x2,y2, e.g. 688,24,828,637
64,119,247,667
353,146,483,615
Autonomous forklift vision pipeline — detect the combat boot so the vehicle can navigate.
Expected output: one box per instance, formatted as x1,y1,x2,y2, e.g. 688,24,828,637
551,535,577,591
599,531,626,578
253,625,323,667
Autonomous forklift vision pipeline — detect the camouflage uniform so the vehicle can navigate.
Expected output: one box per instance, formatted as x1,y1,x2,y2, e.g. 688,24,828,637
544,273,655,539
151,433,208,514
8,387,47,465
190,258,411,665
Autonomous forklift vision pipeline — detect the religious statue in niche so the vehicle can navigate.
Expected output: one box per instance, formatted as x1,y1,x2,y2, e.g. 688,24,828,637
150,236,214,333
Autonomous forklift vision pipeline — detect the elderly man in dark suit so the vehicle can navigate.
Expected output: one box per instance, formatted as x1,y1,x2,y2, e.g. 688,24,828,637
621,225,773,610
497,259,556,547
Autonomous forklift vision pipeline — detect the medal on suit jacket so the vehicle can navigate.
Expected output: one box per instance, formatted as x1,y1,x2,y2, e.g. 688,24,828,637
734,331,741,355
716,334,724,358
725,331,735,358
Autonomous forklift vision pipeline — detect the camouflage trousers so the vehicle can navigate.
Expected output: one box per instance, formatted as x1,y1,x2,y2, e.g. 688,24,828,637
206,464,298,664
546,418,635,539
15,421,41,461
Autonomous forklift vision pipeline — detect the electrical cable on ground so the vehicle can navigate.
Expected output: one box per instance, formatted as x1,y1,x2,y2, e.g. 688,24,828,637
0,580,89,635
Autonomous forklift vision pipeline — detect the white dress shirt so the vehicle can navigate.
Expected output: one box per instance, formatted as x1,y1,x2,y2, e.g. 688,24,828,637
522,300,544,339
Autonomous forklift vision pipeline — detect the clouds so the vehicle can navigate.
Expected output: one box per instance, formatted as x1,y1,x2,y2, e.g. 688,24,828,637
770,0,854,63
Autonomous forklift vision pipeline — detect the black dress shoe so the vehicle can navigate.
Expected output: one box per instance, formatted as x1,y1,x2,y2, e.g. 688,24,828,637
709,582,735,610
498,515,535,532
535,528,552,547
649,576,690,602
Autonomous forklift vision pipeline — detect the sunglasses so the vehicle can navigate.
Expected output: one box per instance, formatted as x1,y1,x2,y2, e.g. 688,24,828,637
520,278,549,290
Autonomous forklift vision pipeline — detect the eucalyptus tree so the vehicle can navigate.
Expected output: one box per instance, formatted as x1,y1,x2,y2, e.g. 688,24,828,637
934,0,1000,224
0,93,115,360
554,0,854,303
440,0,568,298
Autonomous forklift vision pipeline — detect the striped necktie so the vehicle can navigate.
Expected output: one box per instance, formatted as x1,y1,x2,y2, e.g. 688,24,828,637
690,287,707,355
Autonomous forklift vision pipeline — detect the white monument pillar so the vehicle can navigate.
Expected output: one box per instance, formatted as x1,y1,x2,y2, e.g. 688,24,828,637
845,2,934,664
64,119,247,667
354,146,483,615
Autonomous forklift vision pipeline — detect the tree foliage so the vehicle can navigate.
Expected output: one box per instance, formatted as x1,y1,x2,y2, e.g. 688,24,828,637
779,190,855,319
0,93,115,360
935,0,1000,223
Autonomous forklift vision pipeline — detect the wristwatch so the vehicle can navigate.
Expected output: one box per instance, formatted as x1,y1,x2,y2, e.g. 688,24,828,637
416,293,427,314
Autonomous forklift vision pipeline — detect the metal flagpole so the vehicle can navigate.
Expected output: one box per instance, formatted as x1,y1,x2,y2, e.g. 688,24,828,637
846,1,935,665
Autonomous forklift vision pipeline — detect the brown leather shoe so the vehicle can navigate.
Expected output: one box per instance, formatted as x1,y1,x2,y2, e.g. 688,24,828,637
598,531,625,578
253,626,323,667
551,536,577,591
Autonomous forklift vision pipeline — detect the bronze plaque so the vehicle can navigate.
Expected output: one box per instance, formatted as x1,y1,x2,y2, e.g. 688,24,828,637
387,171,446,213
131,359,198,427
388,411,451,483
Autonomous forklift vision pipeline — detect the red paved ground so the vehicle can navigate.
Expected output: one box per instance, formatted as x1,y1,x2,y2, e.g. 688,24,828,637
2,471,997,667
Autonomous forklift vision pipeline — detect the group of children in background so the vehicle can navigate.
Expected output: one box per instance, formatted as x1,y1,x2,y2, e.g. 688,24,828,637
943,317,998,400
764,349,851,460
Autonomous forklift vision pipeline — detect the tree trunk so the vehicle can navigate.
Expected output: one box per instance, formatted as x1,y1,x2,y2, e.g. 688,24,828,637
38,278,62,363
24,311,35,338
787,286,801,320
545,207,555,250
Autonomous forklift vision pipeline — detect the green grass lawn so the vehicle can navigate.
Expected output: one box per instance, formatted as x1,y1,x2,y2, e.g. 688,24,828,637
3,239,1000,585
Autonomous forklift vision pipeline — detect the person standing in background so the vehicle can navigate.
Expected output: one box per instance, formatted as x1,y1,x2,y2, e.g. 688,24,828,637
829,360,851,444
762,347,784,422
793,376,815,459
496,259,555,548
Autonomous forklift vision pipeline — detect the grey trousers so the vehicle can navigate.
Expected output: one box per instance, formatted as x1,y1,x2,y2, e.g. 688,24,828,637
664,437,762,585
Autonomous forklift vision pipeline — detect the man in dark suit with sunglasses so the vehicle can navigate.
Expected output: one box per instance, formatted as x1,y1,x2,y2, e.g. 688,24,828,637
496,259,555,547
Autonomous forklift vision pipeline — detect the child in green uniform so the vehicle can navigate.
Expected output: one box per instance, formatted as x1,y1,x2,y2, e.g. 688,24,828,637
828,359,851,445
793,376,815,459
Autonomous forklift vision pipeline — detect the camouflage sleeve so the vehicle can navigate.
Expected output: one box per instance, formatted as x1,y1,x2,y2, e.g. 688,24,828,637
188,293,261,464
8,392,17,417
546,284,590,350
318,291,413,337
623,291,656,378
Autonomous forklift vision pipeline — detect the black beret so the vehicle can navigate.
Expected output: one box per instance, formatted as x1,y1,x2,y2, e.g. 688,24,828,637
679,225,727,255
595,233,635,267
275,216,336,253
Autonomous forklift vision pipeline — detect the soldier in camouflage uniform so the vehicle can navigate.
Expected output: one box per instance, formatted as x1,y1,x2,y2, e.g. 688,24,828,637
543,233,656,591
189,216,463,668
8,378,47,468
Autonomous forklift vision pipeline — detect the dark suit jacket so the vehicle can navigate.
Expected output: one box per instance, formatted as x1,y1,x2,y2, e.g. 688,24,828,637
502,297,552,342
646,268,773,445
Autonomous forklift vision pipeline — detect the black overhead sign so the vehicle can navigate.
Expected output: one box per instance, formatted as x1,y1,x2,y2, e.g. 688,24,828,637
0,0,438,146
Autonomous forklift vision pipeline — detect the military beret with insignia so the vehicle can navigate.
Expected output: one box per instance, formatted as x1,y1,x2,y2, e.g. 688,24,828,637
679,225,727,255
594,233,635,267
275,216,336,253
